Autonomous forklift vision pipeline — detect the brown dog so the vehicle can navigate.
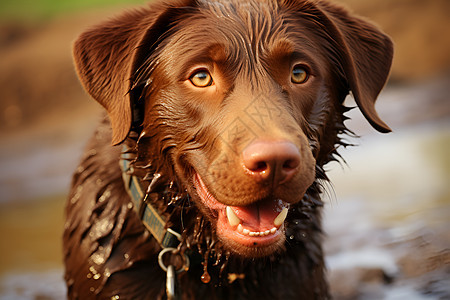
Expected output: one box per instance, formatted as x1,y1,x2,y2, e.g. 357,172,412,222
64,0,393,298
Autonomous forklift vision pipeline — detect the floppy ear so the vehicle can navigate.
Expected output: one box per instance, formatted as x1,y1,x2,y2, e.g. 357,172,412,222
313,1,394,133
73,0,195,145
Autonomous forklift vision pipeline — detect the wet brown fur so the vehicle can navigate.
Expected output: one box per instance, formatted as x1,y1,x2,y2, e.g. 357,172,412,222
64,0,393,298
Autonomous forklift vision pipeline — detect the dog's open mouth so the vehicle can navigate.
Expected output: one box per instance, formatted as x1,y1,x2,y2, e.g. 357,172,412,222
193,173,288,248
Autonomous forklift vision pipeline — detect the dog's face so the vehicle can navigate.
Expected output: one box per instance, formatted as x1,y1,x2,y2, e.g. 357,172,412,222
73,0,392,258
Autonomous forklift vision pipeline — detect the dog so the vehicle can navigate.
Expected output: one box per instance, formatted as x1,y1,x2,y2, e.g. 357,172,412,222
64,0,393,298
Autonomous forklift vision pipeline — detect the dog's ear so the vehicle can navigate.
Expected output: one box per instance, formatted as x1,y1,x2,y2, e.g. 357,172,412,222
296,1,393,133
73,1,195,144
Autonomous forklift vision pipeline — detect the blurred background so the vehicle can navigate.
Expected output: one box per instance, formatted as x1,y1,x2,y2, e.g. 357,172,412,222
0,0,448,299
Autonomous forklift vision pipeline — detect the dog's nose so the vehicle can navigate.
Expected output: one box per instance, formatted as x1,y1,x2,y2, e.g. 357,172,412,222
242,141,301,186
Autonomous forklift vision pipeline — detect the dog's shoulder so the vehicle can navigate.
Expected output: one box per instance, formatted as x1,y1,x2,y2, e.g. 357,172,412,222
64,118,164,298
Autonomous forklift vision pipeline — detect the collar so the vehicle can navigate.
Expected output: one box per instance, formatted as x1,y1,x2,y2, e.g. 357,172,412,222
120,147,182,249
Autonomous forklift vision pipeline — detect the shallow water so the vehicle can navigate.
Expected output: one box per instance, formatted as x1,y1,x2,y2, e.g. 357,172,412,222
0,80,448,299
324,121,450,299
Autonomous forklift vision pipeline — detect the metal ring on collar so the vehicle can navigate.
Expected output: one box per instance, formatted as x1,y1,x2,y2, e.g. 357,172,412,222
158,247,190,274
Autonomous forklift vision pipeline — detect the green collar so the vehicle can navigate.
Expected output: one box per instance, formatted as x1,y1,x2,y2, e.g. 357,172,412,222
120,148,181,249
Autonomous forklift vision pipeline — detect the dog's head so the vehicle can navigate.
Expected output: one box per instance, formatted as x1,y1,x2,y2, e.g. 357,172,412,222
74,0,392,258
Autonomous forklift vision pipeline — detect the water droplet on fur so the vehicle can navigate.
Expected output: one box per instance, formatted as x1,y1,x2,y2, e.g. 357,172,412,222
70,186,83,204
201,260,210,283
201,270,211,283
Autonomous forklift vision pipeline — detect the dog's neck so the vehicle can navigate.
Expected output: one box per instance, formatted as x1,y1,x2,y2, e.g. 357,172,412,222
120,143,183,249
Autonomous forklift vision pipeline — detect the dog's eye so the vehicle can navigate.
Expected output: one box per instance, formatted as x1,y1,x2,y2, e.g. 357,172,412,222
291,65,309,84
189,70,213,87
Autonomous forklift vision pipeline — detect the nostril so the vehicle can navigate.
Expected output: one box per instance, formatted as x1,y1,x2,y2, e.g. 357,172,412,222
283,158,300,171
244,159,268,173
254,161,268,173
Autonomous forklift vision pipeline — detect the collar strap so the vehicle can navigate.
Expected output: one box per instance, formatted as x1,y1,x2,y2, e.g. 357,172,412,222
120,148,181,249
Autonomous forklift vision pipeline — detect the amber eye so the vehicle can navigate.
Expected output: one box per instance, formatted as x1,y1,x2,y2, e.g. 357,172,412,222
291,65,309,84
189,70,213,87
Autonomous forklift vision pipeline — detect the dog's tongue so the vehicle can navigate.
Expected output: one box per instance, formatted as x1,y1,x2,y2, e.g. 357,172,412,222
194,173,287,231
230,199,286,230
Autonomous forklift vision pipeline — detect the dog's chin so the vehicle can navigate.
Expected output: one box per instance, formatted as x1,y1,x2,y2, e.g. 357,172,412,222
192,173,289,258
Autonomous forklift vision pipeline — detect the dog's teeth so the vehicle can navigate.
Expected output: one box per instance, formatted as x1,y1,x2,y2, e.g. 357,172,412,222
273,207,288,227
226,206,241,227
230,206,286,236
237,226,278,237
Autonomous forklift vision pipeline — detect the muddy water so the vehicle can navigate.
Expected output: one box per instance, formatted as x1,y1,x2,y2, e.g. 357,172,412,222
322,76,450,299
324,124,450,299
0,81,449,299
